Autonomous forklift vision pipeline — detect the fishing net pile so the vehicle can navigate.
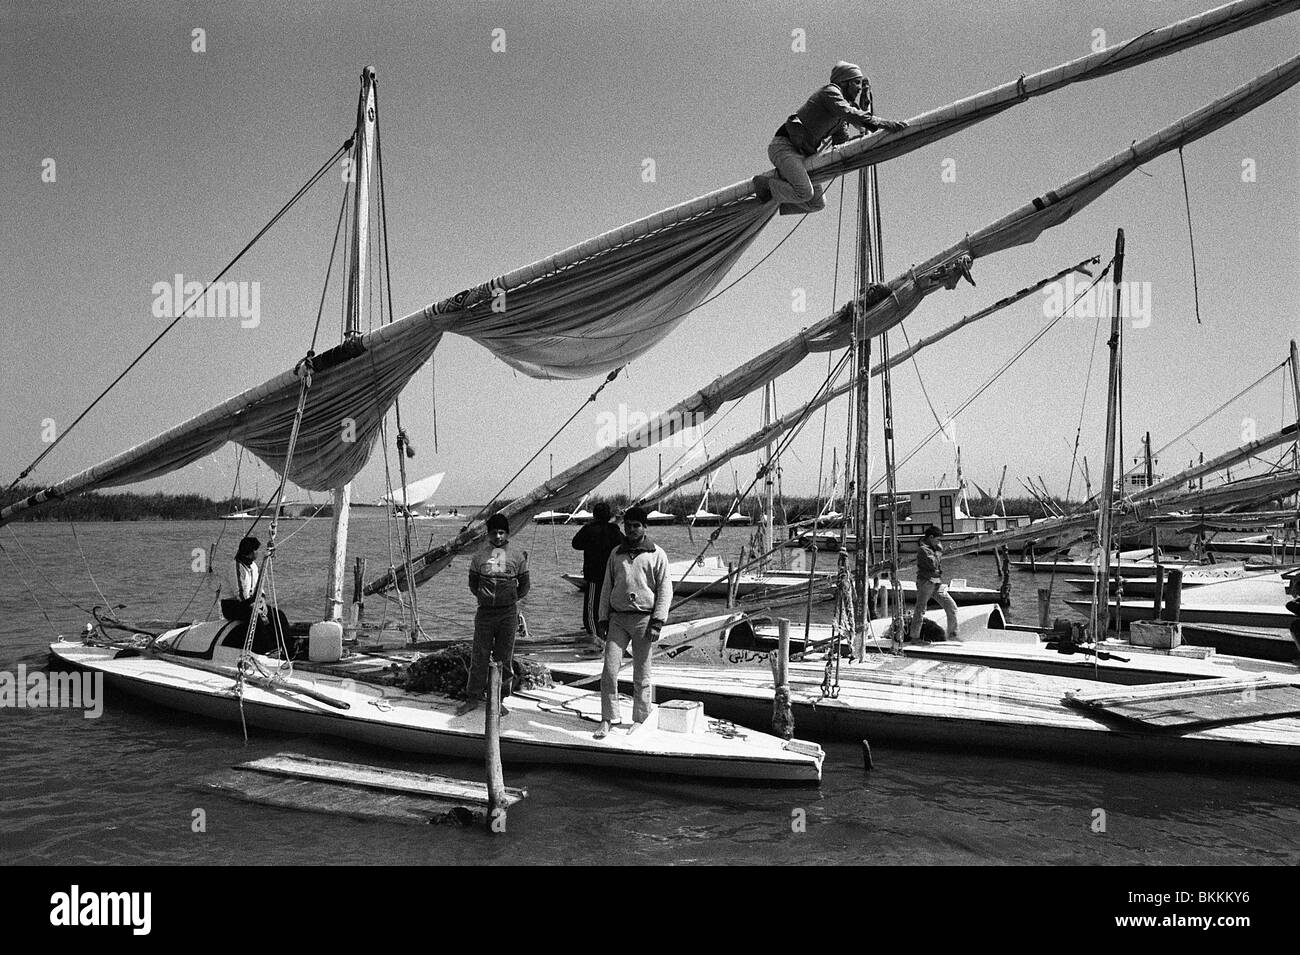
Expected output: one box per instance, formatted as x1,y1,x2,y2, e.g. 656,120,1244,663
400,642,554,697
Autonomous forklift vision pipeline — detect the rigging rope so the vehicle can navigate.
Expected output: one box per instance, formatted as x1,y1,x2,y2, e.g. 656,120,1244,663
7,137,353,493
1,538,65,636
1177,147,1203,326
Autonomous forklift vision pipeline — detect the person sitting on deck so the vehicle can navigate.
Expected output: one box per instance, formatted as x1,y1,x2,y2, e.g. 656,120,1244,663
753,61,908,215
908,525,958,642
221,536,292,655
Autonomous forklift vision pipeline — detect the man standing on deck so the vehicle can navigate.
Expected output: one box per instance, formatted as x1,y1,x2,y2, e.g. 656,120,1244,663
458,513,530,717
753,61,908,215
571,501,624,645
909,524,958,642
595,506,672,740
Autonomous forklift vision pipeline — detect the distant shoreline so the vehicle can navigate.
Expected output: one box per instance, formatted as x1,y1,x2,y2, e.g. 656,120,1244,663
1,485,1065,523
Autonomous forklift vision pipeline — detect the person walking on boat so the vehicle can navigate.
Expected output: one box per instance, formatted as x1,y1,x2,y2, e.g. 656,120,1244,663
753,61,908,215
909,525,958,642
571,500,624,645
595,506,672,740
458,513,530,717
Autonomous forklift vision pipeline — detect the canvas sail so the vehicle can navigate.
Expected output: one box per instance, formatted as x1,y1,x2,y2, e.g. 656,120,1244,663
365,57,1300,593
4,4,1296,527
382,472,446,508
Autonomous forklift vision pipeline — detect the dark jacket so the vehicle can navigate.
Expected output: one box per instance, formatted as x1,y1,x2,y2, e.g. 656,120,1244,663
571,521,625,582
916,540,943,583
468,543,530,609
778,83,880,156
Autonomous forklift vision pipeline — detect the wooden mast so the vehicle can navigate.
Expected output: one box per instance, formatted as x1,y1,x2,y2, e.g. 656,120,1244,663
1095,228,1125,637
326,66,377,622
853,164,873,644
1290,340,1300,517
763,382,775,568
1145,431,1159,562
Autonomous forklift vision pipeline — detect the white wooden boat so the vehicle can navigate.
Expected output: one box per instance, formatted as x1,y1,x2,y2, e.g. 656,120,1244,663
1067,596,1294,630
537,628,1300,773
738,605,1299,685
49,623,824,783
645,509,677,525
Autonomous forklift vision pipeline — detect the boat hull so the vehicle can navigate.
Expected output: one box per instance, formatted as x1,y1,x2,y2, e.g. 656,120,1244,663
49,640,822,782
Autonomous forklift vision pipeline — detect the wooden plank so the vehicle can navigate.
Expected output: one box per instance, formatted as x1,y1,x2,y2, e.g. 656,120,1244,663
199,774,486,825
1068,674,1271,708
235,753,525,807
1066,682,1300,730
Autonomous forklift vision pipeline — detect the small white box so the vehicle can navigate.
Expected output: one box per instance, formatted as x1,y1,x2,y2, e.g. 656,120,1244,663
1129,620,1182,650
658,699,704,734
309,620,344,662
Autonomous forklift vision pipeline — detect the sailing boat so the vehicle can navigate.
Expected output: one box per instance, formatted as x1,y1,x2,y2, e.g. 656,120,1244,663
645,455,677,524
688,475,723,526
382,471,445,520
11,1,1300,777
27,68,824,783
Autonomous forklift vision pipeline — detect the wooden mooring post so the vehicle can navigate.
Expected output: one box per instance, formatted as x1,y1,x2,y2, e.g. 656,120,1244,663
770,618,793,739
1159,568,1183,624
351,556,367,635
1037,588,1052,630
485,662,507,834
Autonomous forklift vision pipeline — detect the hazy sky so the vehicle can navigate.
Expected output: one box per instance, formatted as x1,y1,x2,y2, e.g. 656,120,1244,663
2,0,1297,510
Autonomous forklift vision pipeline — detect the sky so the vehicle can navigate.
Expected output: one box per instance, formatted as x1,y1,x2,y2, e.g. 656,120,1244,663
1,0,1297,511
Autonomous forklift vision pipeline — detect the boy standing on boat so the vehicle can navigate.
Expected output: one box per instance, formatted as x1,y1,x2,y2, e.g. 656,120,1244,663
458,514,530,717
909,525,958,642
753,61,908,215
571,501,624,644
595,506,672,740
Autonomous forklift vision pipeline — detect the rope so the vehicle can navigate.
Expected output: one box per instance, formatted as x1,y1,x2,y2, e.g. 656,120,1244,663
374,91,423,641
311,179,352,353
878,261,1115,484
1177,147,1203,325
7,138,352,493
470,366,625,526
0,539,62,637
68,521,113,615
4,526,97,614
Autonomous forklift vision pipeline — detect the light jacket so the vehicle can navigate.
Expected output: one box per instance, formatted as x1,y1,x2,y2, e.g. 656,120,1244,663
599,536,672,623
468,543,530,609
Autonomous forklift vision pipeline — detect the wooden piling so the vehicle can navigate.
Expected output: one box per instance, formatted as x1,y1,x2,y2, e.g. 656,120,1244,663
351,556,367,633
726,561,738,608
1152,565,1165,620
996,546,1011,605
1160,568,1183,624
1037,588,1052,629
771,618,793,740
485,662,506,833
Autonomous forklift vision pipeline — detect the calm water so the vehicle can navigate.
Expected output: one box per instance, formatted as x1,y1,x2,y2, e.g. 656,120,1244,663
1,517,1296,865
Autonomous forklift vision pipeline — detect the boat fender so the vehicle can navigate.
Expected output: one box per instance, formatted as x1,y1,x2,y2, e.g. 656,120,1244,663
309,621,344,663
